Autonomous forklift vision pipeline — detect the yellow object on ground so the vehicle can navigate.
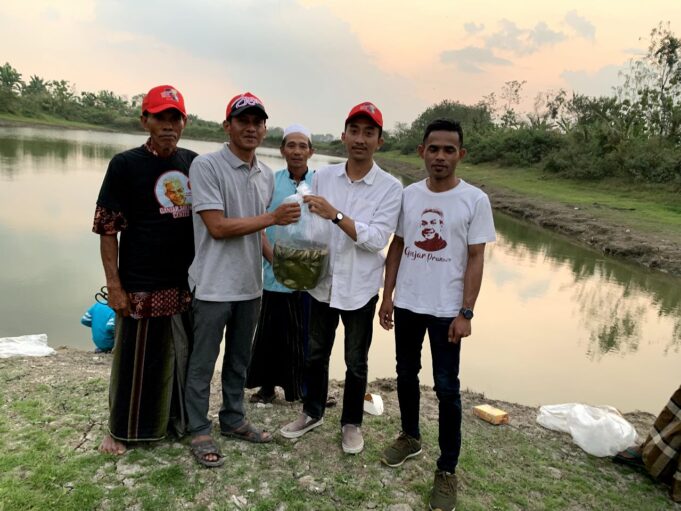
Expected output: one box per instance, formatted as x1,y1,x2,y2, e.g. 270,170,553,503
473,404,509,425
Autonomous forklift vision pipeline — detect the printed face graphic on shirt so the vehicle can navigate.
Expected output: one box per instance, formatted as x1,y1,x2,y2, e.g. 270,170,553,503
164,178,186,206
155,171,192,218
415,208,447,252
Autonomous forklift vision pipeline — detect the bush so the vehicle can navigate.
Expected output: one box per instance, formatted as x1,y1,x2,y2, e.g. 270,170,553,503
0,89,20,114
468,128,563,167
542,135,681,183
543,147,610,180
616,138,681,183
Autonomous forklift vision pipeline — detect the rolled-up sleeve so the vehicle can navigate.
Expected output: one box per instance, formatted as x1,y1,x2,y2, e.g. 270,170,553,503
354,179,403,253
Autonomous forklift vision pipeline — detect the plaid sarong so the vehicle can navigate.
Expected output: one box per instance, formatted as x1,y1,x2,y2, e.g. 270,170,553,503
642,385,681,503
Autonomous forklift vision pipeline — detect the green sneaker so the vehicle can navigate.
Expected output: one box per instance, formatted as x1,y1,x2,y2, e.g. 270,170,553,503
380,432,422,467
429,470,457,511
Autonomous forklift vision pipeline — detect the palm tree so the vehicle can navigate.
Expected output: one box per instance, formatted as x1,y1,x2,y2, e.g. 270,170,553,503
23,75,48,95
0,63,23,95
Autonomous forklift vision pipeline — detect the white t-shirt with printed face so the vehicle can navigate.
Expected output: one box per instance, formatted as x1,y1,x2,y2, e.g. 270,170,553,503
393,178,496,318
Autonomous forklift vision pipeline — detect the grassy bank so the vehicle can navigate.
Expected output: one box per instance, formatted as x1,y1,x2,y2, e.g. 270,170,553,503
0,113,284,149
0,113,114,132
0,349,677,511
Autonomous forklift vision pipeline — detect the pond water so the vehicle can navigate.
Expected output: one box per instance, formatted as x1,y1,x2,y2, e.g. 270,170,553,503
0,126,679,414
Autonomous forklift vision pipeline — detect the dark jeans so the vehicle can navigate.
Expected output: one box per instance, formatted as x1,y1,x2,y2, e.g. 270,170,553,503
394,306,462,473
185,297,260,436
303,295,378,426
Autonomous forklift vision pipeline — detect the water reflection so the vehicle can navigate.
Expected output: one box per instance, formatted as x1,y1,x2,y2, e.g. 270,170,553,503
0,129,124,178
493,213,681,357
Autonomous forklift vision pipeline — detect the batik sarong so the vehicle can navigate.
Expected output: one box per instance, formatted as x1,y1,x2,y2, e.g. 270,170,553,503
108,312,191,441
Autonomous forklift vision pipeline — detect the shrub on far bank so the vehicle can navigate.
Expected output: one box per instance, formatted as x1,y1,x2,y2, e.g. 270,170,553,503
468,127,564,167
544,135,681,184
614,138,681,184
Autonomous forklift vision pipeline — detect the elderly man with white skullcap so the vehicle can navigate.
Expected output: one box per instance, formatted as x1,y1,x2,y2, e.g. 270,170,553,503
246,123,316,405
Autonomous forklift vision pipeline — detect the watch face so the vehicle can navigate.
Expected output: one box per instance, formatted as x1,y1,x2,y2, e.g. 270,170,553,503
460,308,474,319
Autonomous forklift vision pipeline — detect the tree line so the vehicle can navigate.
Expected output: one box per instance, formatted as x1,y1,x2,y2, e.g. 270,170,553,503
1,23,679,184
0,68,279,144
380,22,681,185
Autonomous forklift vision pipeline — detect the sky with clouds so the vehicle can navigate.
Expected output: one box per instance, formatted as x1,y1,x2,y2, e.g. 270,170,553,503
1,0,680,133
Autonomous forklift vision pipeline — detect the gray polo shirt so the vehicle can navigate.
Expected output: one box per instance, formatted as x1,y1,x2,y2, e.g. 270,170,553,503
188,144,274,302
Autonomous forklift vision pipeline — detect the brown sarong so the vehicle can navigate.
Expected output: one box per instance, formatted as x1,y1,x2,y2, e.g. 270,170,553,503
108,312,191,442
642,385,681,502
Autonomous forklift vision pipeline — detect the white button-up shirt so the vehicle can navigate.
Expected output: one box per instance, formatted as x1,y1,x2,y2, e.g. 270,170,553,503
309,161,402,310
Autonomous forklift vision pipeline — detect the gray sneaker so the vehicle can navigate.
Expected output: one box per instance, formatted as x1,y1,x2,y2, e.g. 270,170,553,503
380,432,422,467
280,413,323,439
429,470,457,511
341,424,364,454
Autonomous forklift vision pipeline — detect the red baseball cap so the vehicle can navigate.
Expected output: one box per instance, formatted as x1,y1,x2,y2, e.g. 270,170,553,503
225,92,268,120
345,101,383,128
141,85,187,118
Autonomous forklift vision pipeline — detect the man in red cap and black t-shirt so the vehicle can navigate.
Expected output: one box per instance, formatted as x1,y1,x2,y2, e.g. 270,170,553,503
93,85,197,455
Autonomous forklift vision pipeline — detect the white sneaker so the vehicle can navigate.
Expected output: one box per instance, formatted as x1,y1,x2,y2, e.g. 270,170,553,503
341,424,364,454
280,413,324,439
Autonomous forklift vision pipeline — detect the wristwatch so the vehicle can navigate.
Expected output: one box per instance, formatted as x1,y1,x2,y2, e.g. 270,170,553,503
459,307,474,320
332,211,344,224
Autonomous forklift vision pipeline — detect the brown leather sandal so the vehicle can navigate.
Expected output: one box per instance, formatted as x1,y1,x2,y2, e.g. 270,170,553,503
190,438,225,468
221,421,273,443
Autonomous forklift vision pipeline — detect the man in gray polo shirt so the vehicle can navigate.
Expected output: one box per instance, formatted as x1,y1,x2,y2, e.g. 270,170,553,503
184,92,301,467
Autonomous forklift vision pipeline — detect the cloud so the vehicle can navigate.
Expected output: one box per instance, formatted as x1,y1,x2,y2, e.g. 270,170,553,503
561,64,626,97
484,19,566,56
92,0,418,132
531,22,566,47
440,46,511,74
564,10,596,41
484,19,526,54
464,22,484,34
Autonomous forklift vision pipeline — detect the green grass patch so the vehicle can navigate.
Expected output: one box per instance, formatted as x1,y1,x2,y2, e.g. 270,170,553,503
0,352,675,510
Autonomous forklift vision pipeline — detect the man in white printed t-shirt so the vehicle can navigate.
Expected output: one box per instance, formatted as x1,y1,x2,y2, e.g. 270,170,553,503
280,102,402,455
378,119,496,511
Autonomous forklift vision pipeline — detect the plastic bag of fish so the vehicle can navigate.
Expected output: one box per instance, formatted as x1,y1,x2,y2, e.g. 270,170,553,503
272,182,330,290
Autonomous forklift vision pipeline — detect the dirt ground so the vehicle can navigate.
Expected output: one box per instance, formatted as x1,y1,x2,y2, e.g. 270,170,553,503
13,347,659,458
4,348,677,510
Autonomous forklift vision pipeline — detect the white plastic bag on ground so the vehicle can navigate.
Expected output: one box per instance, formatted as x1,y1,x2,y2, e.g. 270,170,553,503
363,393,384,415
537,403,638,457
0,334,55,358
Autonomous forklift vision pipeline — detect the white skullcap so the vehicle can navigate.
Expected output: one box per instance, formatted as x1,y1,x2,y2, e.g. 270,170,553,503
283,123,312,141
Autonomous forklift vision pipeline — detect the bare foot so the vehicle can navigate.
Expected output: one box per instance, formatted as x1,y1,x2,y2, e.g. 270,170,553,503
99,434,126,455
191,434,220,463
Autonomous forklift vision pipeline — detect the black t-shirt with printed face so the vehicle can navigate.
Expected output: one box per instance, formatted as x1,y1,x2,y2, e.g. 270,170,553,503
96,146,198,292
